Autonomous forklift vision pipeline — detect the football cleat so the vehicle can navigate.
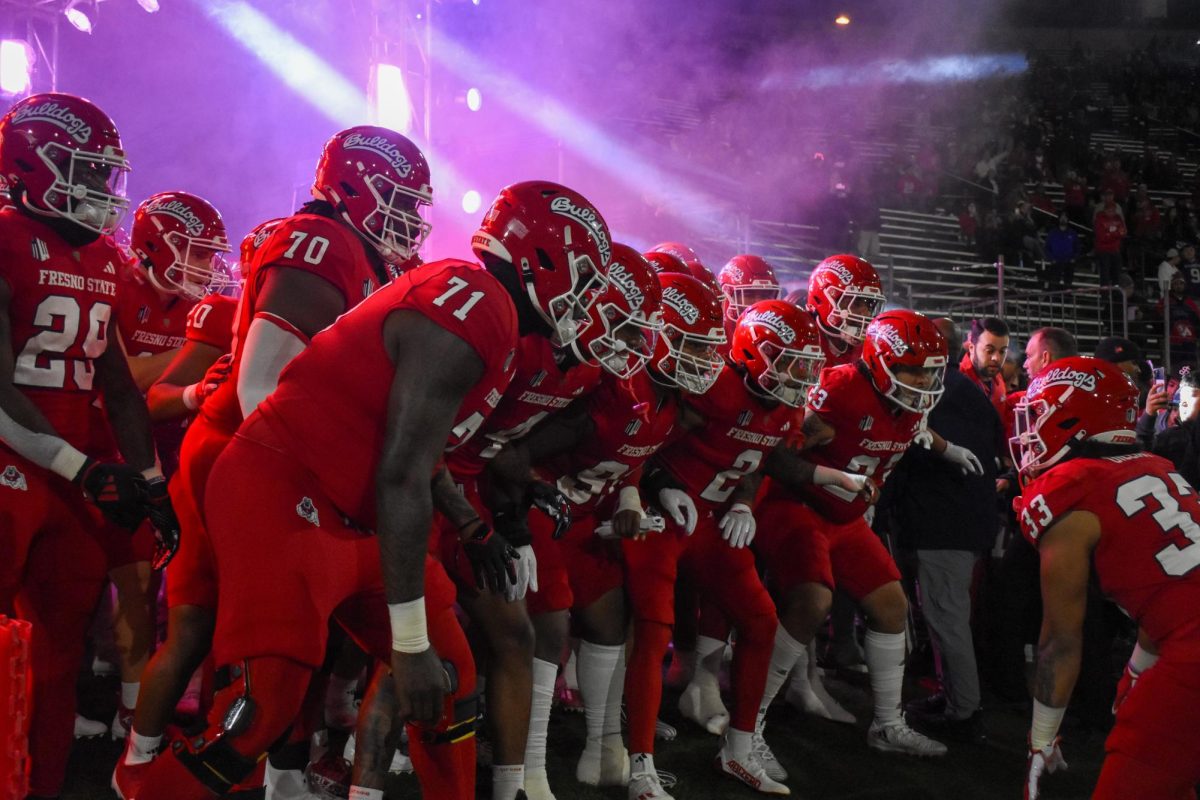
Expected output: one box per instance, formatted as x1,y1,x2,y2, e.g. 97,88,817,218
752,725,788,782
111,704,134,740
342,732,413,774
785,673,856,724
522,767,557,800
576,732,630,786
715,736,791,795
75,714,107,738
867,717,948,757
678,681,729,735
111,738,158,800
628,769,677,800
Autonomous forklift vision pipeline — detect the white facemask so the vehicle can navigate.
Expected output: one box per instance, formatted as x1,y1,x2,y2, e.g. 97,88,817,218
1180,387,1200,423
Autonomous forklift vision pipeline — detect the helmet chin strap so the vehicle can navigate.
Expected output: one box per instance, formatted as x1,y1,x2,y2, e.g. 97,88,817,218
481,253,549,338
12,188,101,247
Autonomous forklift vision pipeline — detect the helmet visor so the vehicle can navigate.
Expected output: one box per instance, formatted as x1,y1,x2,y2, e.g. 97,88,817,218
40,142,130,235
831,286,885,343
758,342,825,407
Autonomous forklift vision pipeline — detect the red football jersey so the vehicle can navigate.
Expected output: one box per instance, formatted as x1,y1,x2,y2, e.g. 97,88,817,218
786,362,922,523
1017,452,1200,649
184,294,237,352
446,333,602,481
542,369,680,515
200,213,385,436
249,259,518,529
115,266,193,356
655,364,795,514
0,206,124,448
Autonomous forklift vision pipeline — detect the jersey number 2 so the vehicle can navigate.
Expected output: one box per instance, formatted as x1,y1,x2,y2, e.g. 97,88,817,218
1116,472,1200,577
15,296,111,391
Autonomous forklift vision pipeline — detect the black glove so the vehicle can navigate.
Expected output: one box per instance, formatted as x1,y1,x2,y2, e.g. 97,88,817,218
491,504,532,548
141,476,181,570
73,458,147,530
461,523,518,595
526,481,572,539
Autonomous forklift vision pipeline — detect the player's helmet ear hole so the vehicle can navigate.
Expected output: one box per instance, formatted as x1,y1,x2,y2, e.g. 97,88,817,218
1058,417,1080,430
339,180,360,199
536,248,556,272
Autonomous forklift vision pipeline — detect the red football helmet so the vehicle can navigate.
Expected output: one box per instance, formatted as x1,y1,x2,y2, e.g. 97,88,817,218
571,243,663,379
313,125,432,265
1010,355,1139,482
647,241,720,296
131,191,232,302
474,180,611,347
644,249,689,275
0,92,130,235
861,309,947,412
729,300,825,407
651,273,726,394
807,254,885,344
719,254,782,322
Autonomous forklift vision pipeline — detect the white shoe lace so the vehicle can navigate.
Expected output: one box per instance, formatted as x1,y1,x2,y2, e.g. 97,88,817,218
876,720,946,754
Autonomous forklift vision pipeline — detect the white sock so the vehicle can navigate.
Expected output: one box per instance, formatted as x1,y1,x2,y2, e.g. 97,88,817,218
349,788,383,800
492,764,525,800
864,629,906,726
264,763,309,800
725,727,754,758
120,681,139,709
125,729,161,765
758,626,805,728
631,752,656,777
563,644,580,691
524,658,557,772
693,635,726,690
578,641,623,741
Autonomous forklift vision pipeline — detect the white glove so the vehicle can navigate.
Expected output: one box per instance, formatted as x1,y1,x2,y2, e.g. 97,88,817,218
913,415,933,449
943,442,984,475
505,544,539,603
719,503,756,548
659,488,698,535
595,515,667,540
1024,738,1067,800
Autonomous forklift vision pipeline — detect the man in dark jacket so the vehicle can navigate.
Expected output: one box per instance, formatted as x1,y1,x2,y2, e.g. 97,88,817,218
893,318,1001,743
1153,369,1200,488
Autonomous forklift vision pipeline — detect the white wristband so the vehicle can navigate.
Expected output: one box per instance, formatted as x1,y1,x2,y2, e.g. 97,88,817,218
1030,699,1066,751
1128,642,1158,674
812,465,846,486
181,383,200,411
49,443,89,482
389,598,430,653
618,485,644,517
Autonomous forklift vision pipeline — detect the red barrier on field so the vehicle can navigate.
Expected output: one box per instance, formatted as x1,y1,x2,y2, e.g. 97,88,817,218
0,616,31,800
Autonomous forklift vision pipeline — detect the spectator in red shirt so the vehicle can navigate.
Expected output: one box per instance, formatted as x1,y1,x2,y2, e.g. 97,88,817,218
958,201,979,246
1093,189,1127,285
1062,169,1088,226
1132,196,1163,242
1158,272,1200,366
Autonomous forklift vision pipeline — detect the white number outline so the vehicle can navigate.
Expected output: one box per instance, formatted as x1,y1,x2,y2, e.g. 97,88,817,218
1115,472,1200,577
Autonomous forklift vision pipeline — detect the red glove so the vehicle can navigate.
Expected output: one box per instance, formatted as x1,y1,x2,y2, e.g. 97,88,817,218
195,353,234,407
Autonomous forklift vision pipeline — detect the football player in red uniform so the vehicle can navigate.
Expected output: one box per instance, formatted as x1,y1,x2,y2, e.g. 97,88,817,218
117,127,430,797
478,244,663,799
90,190,232,740
647,240,721,297
753,310,982,762
136,180,610,800
1013,357,1200,800
624,299,828,798
717,254,782,337
0,92,178,799
804,253,885,367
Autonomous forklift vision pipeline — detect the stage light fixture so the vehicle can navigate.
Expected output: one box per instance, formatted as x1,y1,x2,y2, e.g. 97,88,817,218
835,14,851,25
466,87,482,111
375,62,414,134
0,40,33,95
461,190,482,214
64,1,97,33
137,0,161,12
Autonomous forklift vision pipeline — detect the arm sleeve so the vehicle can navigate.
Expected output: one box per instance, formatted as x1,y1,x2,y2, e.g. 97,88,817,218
235,312,309,418
0,403,87,480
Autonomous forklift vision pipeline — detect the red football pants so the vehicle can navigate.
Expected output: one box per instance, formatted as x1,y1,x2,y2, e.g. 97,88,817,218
0,450,108,797
622,513,777,753
165,413,232,610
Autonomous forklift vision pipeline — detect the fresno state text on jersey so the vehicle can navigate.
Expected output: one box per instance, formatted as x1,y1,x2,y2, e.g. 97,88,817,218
654,364,795,514
791,362,922,524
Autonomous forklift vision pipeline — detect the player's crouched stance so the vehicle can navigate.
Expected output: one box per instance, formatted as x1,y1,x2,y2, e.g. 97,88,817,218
1014,357,1200,800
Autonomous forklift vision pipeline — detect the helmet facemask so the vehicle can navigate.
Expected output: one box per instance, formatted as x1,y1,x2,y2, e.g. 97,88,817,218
143,226,232,302
534,249,607,348
826,285,883,343
724,283,781,321
655,324,725,394
755,341,824,407
881,360,946,412
358,172,432,264
36,141,129,235
584,303,662,379
1009,394,1063,482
